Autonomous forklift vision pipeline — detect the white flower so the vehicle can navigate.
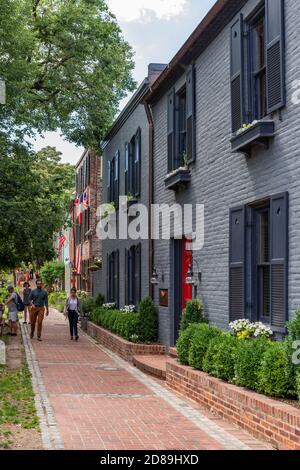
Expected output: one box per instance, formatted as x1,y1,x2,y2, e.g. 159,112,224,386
120,305,136,313
103,303,116,310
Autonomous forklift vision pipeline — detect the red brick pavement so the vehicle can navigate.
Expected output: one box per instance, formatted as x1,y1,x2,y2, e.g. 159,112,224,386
29,309,274,450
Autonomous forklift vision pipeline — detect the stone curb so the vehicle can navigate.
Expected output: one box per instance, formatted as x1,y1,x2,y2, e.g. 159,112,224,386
20,324,64,450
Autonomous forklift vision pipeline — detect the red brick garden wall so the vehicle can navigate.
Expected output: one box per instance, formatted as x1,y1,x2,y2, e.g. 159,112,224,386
166,359,300,450
87,322,166,363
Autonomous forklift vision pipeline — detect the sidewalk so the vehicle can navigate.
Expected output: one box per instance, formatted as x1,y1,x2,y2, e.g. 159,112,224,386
25,309,274,450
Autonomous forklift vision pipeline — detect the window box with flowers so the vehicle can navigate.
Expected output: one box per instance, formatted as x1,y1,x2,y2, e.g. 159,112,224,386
231,120,275,157
165,152,191,191
121,194,138,214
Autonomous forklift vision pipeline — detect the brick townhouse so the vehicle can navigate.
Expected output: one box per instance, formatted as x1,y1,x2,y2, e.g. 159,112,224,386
99,64,166,308
70,149,103,294
144,0,300,346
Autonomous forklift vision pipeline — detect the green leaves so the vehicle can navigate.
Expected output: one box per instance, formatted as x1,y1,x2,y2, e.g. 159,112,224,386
0,141,75,268
0,0,135,148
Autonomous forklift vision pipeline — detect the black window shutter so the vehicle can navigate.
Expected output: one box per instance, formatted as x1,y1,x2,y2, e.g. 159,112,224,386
230,15,244,133
114,151,120,208
129,247,134,305
106,253,109,302
266,0,285,113
186,64,196,164
125,143,129,195
135,128,141,198
129,141,135,195
229,206,246,321
107,160,111,202
125,249,129,305
135,244,142,306
270,192,288,332
114,250,119,308
167,89,175,172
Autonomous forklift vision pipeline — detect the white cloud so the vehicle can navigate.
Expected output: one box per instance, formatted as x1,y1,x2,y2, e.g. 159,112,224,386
108,0,188,23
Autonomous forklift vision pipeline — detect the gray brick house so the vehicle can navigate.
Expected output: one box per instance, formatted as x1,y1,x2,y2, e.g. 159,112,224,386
145,0,300,346
99,64,166,308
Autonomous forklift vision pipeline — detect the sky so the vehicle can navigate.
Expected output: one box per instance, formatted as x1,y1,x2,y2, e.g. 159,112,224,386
31,0,216,165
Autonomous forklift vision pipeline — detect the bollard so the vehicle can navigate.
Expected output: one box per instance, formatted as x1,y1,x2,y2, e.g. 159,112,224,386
0,340,6,365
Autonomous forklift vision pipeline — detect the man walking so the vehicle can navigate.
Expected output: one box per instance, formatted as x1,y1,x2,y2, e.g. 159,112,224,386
29,280,49,341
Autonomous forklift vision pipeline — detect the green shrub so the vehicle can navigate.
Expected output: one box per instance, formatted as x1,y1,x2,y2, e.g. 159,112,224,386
258,341,294,398
115,313,139,341
180,299,206,332
40,261,65,288
296,371,300,403
286,311,300,390
95,293,105,307
189,324,223,370
287,310,300,341
137,297,158,343
234,337,270,390
176,324,203,365
81,297,95,316
203,334,239,382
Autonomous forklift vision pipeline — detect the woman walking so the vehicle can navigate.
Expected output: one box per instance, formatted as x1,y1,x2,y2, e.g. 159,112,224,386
22,282,32,324
64,288,81,341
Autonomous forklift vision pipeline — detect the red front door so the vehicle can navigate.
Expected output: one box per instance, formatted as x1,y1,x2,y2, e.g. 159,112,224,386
182,239,193,310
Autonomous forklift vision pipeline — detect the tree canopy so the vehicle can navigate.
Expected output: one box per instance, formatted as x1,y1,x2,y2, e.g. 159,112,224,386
0,0,135,148
0,0,136,270
0,142,75,268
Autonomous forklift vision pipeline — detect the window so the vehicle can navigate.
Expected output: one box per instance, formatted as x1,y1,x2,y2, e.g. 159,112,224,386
107,251,119,307
107,152,120,206
125,128,141,198
167,65,195,173
230,0,285,133
125,245,141,306
229,193,288,333
249,8,267,121
256,206,270,321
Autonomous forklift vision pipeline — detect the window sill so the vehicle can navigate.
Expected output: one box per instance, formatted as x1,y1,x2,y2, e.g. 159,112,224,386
231,120,275,157
164,168,191,191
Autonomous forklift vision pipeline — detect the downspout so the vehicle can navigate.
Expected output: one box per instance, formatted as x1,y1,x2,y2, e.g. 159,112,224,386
144,98,154,299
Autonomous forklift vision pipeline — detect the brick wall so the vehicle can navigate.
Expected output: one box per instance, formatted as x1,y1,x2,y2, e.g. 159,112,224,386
87,322,166,363
166,359,300,450
151,0,300,346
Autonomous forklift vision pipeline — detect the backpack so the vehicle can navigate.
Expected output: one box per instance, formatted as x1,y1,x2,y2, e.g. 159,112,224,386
15,294,25,312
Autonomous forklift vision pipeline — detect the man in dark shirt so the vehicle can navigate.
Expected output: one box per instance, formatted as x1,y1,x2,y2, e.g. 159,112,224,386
29,280,49,341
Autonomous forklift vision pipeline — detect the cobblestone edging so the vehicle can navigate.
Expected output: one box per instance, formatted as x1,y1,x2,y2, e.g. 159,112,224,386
21,324,64,450
84,332,252,451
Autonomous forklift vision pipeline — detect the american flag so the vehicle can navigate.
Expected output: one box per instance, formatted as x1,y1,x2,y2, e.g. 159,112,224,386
76,194,84,225
58,234,66,250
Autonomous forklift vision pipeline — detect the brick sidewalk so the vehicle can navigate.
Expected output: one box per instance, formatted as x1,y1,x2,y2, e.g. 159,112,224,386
28,309,274,450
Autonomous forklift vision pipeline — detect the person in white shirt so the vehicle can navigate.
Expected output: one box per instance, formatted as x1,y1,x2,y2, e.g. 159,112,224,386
64,288,81,341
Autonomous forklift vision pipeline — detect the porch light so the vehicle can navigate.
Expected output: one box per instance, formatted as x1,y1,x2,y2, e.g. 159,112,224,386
150,268,159,285
186,265,195,286
186,263,202,286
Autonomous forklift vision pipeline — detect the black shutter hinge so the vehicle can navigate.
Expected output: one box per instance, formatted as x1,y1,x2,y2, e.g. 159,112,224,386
246,222,254,228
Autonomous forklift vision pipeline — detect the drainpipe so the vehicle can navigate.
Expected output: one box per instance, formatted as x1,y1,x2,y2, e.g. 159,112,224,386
144,98,154,300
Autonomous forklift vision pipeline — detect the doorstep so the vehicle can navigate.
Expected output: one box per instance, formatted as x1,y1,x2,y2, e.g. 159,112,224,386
133,355,167,380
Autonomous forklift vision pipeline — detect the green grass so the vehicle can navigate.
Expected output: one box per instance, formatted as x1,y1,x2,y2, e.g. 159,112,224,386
0,364,39,430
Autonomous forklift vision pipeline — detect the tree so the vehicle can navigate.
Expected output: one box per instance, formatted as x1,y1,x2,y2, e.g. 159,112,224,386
0,0,135,148
0,140,75,268
40,260,65,289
